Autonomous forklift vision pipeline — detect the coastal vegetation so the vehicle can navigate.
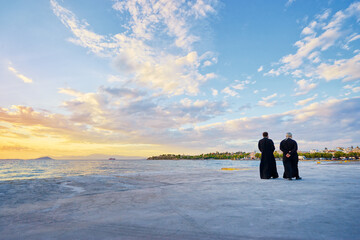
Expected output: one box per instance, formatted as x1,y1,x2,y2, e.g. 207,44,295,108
298,152,360,159
148,152,250,160
148,151,360,160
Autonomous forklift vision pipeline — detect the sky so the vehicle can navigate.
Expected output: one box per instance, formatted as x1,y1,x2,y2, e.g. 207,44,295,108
0,0,360,159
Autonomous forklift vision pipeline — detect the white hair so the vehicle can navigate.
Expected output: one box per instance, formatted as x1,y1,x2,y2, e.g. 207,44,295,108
286,132,292,138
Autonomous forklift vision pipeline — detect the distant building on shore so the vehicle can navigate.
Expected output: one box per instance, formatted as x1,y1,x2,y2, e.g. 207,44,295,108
352,146,360,153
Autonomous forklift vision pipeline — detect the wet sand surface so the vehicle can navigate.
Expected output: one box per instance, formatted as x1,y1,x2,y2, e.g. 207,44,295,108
1,161,359,240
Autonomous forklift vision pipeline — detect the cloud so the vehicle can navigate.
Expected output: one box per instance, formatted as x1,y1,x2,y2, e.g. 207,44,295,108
262,93,277,101
316,9,331,21
295,94,318,106
348,34,360,44
192,0,217,19
112,0,216,49
0,81,228,152
58,86,227,138
257,66,263,72
114,51,217,95
203,60,212,67
238,103,252,111
257,93,277,107
8,66,33,83
1,96,359,153
285,0,296,7
191,97,360,151
0,144,31,151
266,2,360,81
211,88,218,96
258,100,277,107
317,53,360,82
232,80,251,90
51,0,218,95
344,84,360,93
50,0,110,55
220,79,254,96
294,79,317,95
0,105,81,140
221,87,238,97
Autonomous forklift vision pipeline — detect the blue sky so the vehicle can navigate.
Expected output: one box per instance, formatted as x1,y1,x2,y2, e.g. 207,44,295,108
0,0,359,158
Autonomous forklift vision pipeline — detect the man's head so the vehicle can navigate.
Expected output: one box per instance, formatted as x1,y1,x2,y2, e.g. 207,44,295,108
286,132,292,138
263,132,268,138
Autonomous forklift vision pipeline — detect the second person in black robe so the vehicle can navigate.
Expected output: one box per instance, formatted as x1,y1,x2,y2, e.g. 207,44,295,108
258,132,279,179
280,132,301,180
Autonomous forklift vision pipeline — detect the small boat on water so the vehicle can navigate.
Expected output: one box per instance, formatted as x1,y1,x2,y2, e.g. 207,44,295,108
108,158,116,160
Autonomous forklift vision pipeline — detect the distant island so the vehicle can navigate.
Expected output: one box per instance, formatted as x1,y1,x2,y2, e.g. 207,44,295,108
33,156,54,160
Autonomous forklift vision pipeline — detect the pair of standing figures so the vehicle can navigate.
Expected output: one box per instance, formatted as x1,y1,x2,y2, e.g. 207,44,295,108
258,132,301,180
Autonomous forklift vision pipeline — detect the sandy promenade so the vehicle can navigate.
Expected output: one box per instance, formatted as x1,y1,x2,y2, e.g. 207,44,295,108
0,161,359,240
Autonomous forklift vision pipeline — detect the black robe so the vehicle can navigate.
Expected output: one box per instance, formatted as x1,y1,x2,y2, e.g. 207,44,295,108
280,138,299,179
258,137,279,179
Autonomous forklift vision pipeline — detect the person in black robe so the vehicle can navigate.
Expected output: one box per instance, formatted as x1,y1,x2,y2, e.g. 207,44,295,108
280,132,301,180
258,132,279,179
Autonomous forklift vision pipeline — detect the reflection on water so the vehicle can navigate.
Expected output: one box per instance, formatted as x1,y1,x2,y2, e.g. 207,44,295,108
0,159,262,181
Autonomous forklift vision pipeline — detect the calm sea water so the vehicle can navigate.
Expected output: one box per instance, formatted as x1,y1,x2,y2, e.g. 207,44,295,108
0,159,262,181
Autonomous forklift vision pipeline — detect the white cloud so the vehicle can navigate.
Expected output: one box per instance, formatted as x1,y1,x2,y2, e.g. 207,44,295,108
115,51,217,95
258,100,277,108
294,79,317,95
295,94,318,106
1,95,359,152
257,65,263,72
348,34,360,43
50,0,110,55
51,0,218,96
267,2,360,80
232,80,251,90
258,93,277,107
316,9,331,21
203,60,212,67
112,0,216,50
344,84,360,93
8,66,33,83
262,93,277,101
264,68,280,76
192,0,217,19
57,86,227,141
301,26,314,35
221,87,238,97
191,97,360,151
211,88,218,96
317,53,360,82
220,79,253,97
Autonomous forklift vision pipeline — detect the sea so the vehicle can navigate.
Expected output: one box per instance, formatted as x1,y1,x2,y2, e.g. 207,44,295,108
0,159,264,181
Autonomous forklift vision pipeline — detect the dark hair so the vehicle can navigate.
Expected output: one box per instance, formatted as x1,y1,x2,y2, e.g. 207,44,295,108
263,132,268,137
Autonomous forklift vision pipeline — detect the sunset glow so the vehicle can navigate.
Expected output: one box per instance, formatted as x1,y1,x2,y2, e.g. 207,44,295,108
1,0,359,159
